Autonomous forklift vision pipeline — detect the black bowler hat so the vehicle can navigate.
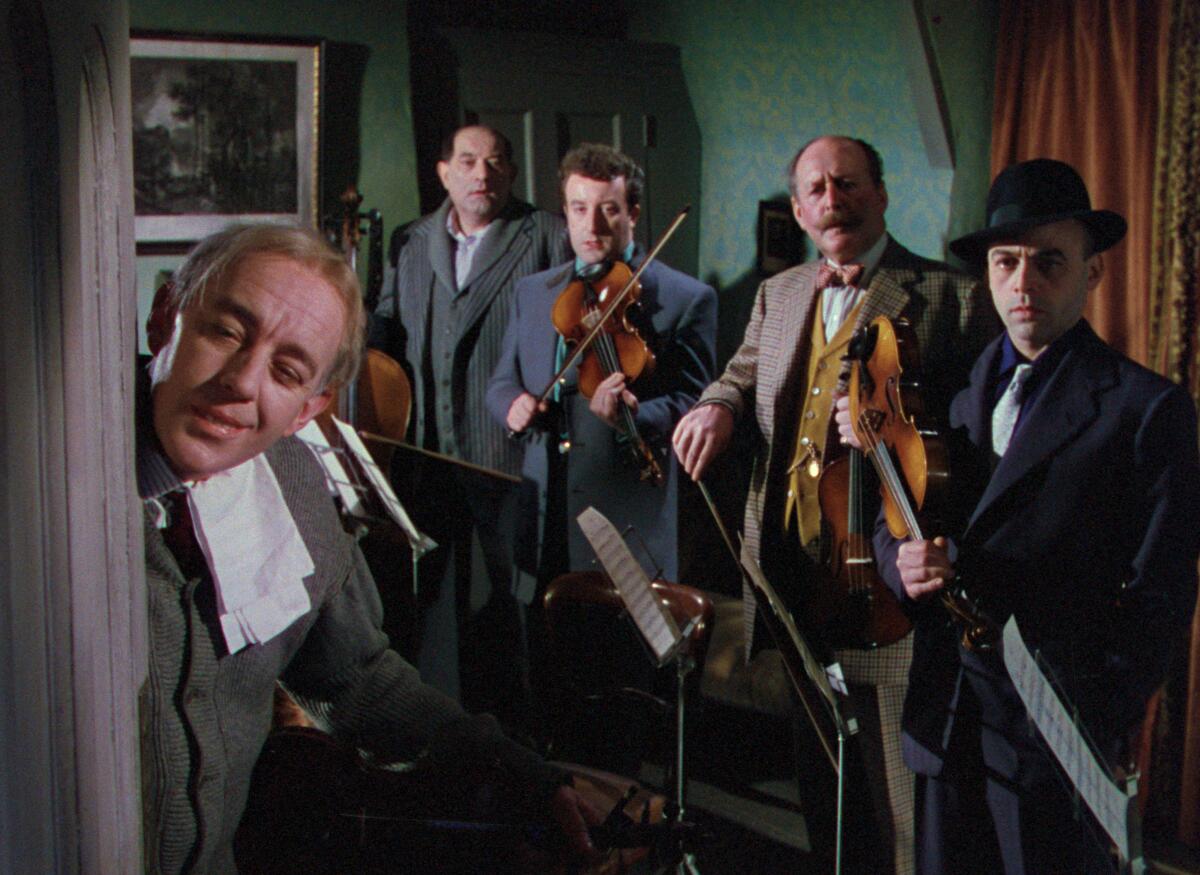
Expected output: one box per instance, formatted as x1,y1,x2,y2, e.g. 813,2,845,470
949,158,1127,263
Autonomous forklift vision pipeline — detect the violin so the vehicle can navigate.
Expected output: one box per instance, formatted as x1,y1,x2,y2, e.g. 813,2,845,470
551,259,664,486
847,316,998,650
815,449,912,649
522,206,691,483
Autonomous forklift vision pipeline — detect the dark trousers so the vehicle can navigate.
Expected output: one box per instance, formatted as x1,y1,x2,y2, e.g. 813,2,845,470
915,684,1118,875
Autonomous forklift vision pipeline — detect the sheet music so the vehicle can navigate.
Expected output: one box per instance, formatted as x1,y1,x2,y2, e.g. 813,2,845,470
330,418,437,558
739,543,850,719
576,507,681,664
1002,617,1135,862
296,420,366,517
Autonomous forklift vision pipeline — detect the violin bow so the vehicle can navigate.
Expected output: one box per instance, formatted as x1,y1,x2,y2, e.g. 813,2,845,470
534,204,691,406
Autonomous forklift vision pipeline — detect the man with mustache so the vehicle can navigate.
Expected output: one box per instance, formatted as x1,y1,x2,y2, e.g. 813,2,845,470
371,125,569,724
141,224,599,873
673,135,997,873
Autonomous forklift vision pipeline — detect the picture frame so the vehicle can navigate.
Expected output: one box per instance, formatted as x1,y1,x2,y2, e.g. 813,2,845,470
757,199,806,275
130,32,322,252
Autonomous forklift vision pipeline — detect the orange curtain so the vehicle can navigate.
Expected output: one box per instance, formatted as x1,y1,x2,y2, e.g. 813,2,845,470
990,0,1170,365
1151,0,1200,846
992,0,1200,851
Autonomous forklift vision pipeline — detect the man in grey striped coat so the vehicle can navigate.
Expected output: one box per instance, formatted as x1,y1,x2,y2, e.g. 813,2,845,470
371,125,570,725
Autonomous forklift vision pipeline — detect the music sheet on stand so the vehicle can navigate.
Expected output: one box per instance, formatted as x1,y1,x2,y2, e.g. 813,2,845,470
296,420,366,517
1002,617,1133,862
577,506,680,664
330,417,437,556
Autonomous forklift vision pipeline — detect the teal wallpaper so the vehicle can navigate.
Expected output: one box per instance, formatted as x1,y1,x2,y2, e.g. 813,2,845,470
629,0,998,355
127,0,998,359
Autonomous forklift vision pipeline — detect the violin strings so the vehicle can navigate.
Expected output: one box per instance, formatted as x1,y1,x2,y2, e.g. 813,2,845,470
587,289,644,454
857,417,923,540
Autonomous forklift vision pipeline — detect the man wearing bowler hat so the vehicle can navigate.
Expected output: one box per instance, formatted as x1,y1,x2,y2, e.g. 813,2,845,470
865,159,1200,872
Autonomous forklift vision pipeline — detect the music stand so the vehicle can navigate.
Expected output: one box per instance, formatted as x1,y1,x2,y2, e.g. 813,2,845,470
738,543,858,874
297,418,437,598
576,507,704,874
693,479,858,874
1002,617,1144,873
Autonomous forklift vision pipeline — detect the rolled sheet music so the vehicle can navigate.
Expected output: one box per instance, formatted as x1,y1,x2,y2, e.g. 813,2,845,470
576,506,681,665
1002,617,1138,864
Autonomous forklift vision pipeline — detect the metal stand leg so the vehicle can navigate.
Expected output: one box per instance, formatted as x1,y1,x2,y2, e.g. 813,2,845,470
673,651,702,875
835,731,845,875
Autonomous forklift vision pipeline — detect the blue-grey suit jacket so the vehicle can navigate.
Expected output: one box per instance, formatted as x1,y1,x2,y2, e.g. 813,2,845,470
486,253,716,589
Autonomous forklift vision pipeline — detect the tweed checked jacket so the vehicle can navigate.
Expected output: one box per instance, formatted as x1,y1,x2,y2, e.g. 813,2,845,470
375,197,569,476
697,237,998,658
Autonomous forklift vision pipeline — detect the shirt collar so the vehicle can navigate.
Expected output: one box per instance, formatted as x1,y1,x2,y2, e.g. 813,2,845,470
136,361,183,500
574,241,637,274
446,208,495,244
823,232,888,286
996,317,1090,383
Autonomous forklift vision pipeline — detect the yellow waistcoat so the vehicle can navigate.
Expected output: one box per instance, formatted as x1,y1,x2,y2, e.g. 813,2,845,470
783,297,864,546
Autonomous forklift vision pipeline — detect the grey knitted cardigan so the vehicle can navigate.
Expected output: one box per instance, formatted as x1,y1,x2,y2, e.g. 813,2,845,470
137,382,559,874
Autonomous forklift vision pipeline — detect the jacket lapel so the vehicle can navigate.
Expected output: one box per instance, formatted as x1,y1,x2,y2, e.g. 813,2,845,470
533,263,575,385
463,204,524,288
769,263,822,418
855,238,912,333
966,335,1115,531
955,335,1005,449
457,208,535,341
427,200,457,298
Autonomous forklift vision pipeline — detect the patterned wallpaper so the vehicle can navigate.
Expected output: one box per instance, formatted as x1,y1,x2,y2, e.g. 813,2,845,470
629,0,998,347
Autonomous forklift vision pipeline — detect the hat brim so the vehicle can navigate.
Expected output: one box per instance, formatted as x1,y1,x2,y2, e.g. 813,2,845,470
949,208,1127,263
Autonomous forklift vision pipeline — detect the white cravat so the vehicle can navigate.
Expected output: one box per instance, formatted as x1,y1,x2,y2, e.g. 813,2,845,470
186,454,314,653
991,363,1033,456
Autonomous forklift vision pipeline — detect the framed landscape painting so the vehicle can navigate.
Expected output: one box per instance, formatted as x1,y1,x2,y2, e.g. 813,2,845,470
131,33,321,251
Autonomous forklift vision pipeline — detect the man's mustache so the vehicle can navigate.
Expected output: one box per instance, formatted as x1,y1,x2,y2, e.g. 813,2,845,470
816,209,862,231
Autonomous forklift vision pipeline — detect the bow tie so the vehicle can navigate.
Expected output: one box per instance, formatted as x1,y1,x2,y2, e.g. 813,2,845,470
816,263,864,290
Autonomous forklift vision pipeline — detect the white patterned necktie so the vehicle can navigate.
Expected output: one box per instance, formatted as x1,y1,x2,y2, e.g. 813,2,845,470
991,362,1033,456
